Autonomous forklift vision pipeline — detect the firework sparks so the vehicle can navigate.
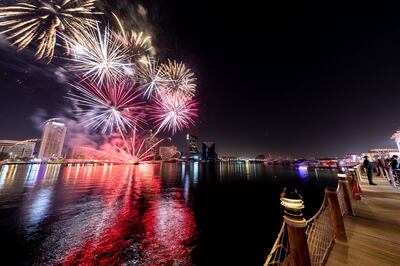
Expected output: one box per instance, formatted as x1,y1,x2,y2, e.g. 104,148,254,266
66,81,146,134
65,24,132,85
112,13,155,63
111,129,167,163
115,30,154,62
150,92,198,135
135,57,164,99
159,60,197,99
0,0,99,60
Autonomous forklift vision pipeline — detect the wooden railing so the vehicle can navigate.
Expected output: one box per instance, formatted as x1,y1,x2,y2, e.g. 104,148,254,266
264,166,359,266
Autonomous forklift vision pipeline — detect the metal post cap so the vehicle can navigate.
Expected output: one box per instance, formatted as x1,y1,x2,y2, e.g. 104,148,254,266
337,173,347,179
280,188,304,219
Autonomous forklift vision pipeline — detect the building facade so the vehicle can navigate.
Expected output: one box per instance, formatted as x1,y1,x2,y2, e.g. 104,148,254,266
38,120,67,159
186,134,199,158
0,139,37,158
159,146,180,160
202,142,217,161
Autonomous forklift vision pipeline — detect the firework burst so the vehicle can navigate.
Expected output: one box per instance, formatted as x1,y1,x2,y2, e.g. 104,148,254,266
159,60,197,99
135,57,164,99
0,0,99,60
150,92,198,135
115,30,154,62
110,129,167,163
112,13,155,63
65,24,132,85
67,81,146,134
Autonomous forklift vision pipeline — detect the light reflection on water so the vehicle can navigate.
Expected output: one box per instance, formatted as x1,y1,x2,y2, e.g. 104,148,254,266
0,162,337,265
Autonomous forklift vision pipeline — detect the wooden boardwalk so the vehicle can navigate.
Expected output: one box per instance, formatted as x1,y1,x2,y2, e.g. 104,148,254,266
327,175,400,266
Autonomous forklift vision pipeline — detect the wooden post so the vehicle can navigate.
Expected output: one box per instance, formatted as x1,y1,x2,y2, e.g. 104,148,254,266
348,167,362,200
354,166,363,187
281,189,311,266
338,173,355,216
325,187,347,242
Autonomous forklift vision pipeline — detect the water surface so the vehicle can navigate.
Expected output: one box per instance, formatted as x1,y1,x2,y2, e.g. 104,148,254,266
0,162,337,265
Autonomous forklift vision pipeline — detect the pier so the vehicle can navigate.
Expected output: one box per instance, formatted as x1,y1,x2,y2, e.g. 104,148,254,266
326,175,400,265
264,166,400,265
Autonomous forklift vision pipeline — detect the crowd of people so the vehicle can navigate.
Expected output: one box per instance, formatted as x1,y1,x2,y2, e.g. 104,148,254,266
362,154,399,186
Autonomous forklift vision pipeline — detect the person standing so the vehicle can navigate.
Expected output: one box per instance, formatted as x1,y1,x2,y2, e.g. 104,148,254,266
376,156,387,177
390,155,399,183
390,155,399,170
363,156,377,185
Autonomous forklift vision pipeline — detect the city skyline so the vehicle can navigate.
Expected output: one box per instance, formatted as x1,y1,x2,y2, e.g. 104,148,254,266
0,2,400,265
1,1,400,157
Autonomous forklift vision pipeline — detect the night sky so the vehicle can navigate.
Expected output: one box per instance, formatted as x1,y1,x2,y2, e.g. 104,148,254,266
1,0,400,157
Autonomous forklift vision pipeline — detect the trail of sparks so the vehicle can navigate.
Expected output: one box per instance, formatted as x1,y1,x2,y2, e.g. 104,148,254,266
113,130,167,163
0,0,100,60
112,12,155,62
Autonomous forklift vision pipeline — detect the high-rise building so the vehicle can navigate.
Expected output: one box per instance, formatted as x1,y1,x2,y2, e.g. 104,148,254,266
186,134,199,158
202,142,217,161
38,120,67,159
0,139,38,157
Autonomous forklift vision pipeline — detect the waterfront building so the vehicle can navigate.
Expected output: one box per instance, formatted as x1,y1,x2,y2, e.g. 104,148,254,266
0,139,38,158
186,134,199,159
391,130,400,152
219,156,238,162
38,119,67,159
344,153,362,164
202,142,217,161
363,148,400,159
159,146,180,160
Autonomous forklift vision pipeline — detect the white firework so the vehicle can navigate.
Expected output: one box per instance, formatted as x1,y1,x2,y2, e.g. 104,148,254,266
159,60,197,99
65,24,133,85
135,57,164,99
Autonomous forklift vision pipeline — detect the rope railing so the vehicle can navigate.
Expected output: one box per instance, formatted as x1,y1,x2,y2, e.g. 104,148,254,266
264,221,290,266
264,168,354,266
381,166,400,189
305,198,334,266
336,182,346,216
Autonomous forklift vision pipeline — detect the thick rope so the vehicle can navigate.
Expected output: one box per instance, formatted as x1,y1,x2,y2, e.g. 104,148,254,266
264,221,290,266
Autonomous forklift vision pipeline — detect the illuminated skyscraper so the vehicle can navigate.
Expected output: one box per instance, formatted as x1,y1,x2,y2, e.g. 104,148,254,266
38,119,67,159
186,134,199,158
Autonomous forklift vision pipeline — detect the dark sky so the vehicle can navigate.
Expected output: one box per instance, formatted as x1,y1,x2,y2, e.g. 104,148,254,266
1,0,400,157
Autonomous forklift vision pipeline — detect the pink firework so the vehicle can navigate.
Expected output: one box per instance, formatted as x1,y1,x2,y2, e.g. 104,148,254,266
150,92,198,135
108,129,167,163
67,81,146,134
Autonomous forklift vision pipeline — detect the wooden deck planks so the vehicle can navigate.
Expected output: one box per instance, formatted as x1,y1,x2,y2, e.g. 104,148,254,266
326,176,400,266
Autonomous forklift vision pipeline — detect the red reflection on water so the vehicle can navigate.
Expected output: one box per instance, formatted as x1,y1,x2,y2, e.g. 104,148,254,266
140,193,196,265
59,163,196,266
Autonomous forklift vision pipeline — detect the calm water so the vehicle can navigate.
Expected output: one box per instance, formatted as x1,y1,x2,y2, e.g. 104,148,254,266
0,162,338,266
